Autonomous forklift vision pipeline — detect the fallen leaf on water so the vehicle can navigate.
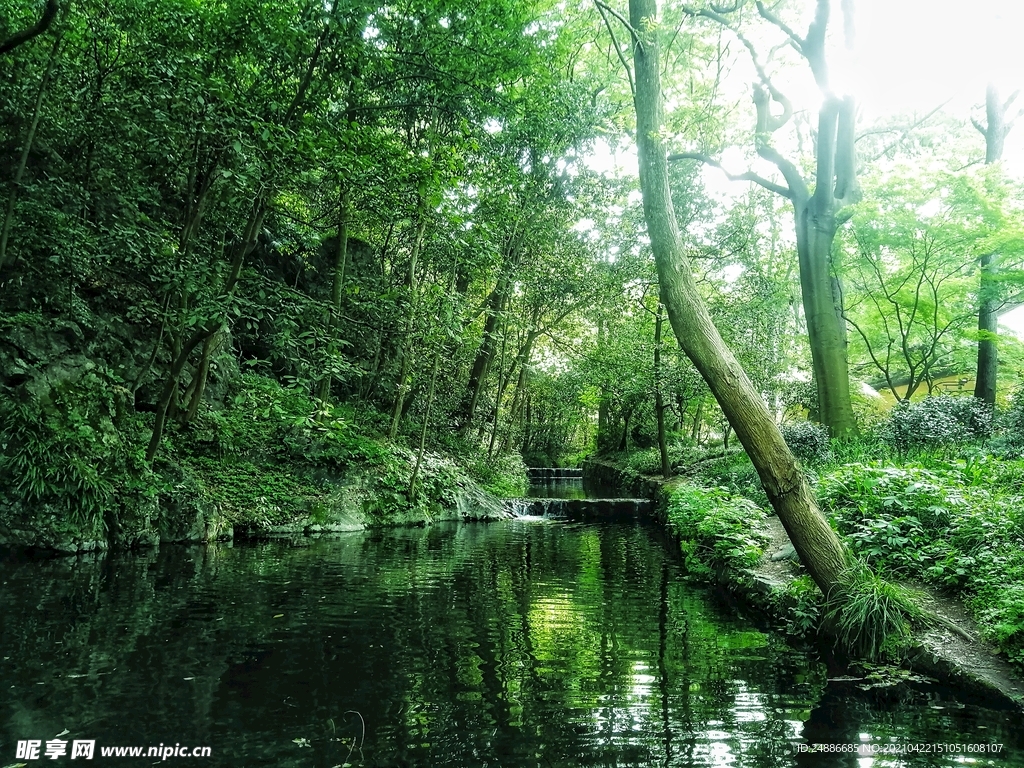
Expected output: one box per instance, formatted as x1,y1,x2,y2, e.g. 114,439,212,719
274,614,284,619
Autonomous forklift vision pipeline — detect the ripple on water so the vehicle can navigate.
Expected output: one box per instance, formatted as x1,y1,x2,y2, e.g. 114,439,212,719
1,522,1023,767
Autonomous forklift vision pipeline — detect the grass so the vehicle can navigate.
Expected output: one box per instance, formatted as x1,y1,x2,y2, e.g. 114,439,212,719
824,561,930,661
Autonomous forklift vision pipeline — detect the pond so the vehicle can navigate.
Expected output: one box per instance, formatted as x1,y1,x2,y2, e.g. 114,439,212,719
1,520,1022,767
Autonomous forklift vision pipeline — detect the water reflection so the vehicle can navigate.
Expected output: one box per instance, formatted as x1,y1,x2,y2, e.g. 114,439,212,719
0,522,1021,766
525,478,628,500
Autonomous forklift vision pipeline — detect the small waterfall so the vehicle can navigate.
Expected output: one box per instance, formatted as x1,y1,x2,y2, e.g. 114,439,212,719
509,468,654,522
526,467,584,481
506,497,654,522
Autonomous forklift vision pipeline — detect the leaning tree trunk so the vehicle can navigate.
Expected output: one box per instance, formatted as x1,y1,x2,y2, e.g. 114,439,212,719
630,0,847,596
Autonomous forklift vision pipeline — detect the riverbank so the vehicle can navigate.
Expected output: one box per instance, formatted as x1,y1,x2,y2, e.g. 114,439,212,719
0,373,519,554
583,457,1024,711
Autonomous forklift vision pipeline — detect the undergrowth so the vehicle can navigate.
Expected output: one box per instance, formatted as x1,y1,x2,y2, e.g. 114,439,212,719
818,456,1024,668
666,482,770,577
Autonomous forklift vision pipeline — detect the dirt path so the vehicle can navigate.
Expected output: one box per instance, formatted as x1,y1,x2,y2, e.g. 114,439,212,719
757,516,1024,709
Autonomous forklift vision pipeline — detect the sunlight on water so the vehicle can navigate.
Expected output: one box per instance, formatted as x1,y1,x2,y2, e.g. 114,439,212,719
1,522,1022,766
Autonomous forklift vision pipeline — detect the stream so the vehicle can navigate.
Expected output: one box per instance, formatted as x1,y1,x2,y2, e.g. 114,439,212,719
1,478,1022,766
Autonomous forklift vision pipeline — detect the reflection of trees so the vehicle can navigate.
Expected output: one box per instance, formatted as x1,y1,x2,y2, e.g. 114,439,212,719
3,524,833,767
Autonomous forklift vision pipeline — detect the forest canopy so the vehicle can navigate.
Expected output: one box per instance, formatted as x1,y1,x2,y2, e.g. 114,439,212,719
1,0,1022,532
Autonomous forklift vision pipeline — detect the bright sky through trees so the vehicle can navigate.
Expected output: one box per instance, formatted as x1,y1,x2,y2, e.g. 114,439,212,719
856,0,1024,119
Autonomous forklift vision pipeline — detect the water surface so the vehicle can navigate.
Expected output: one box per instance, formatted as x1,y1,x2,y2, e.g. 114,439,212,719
1,522,1022,766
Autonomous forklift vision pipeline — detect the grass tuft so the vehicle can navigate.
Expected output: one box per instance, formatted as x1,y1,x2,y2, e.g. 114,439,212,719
824,561,928,661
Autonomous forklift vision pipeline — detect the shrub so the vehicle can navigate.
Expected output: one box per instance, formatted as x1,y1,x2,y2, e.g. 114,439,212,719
883,395,993,455
773,574,824,639
996,393,1024,458
190,374,381,467
689,449,767,506
781,420,833,465
0,367,154,533
818,463,966,575
818,459,1024,669
619,442,706,475
666,483,770,574
462,450,527,499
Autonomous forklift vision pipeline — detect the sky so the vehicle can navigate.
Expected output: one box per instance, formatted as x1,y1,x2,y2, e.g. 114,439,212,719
854,0,1024,122
851,0,1024,332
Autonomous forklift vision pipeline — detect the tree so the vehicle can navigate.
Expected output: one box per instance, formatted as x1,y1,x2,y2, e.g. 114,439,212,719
618,0,849,596
841,171,988,401
666,0,860,437
973,84,1022,404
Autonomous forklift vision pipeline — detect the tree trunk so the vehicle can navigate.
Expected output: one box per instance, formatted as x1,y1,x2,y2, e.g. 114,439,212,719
183,329,219,424
654,305,672,478
458,279,506,431
974,84,1013,405
316,187,352,404
0,33,60,275
497,330,539,455
630,0,847,596
388,213,427,439
975,251,998,404
795,197,856,437
409,352,441,500
146,200,265,462
597,317,611,451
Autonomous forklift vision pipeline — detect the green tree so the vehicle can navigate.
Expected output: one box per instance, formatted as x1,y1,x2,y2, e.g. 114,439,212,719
666,0,860,437
840,169,1010,401
617,0,849,596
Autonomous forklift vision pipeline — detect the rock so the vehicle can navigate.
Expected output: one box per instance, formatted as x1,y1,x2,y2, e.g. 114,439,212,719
770,543,799,562
157,462,231,543
0,501,108,554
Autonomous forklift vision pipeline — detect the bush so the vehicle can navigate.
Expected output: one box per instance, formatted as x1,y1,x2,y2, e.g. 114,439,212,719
883,395,993,454
623,442,701,475
781,420,833,465
818,459,1024,669
689,449,767,507
666,482,771,574
0,367,154,534
818,463,965,575
774,575,824,639
189,374,381,467
996,393,1024,458
462,450,527,499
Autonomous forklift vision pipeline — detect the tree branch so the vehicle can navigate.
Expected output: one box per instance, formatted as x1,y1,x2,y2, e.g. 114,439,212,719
594,0,645,51
683,4,792,130
667,151,792,199
754,1,805,54
752,140,808,200
865,100,950,163
595,1,635,97
0,0,58,55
